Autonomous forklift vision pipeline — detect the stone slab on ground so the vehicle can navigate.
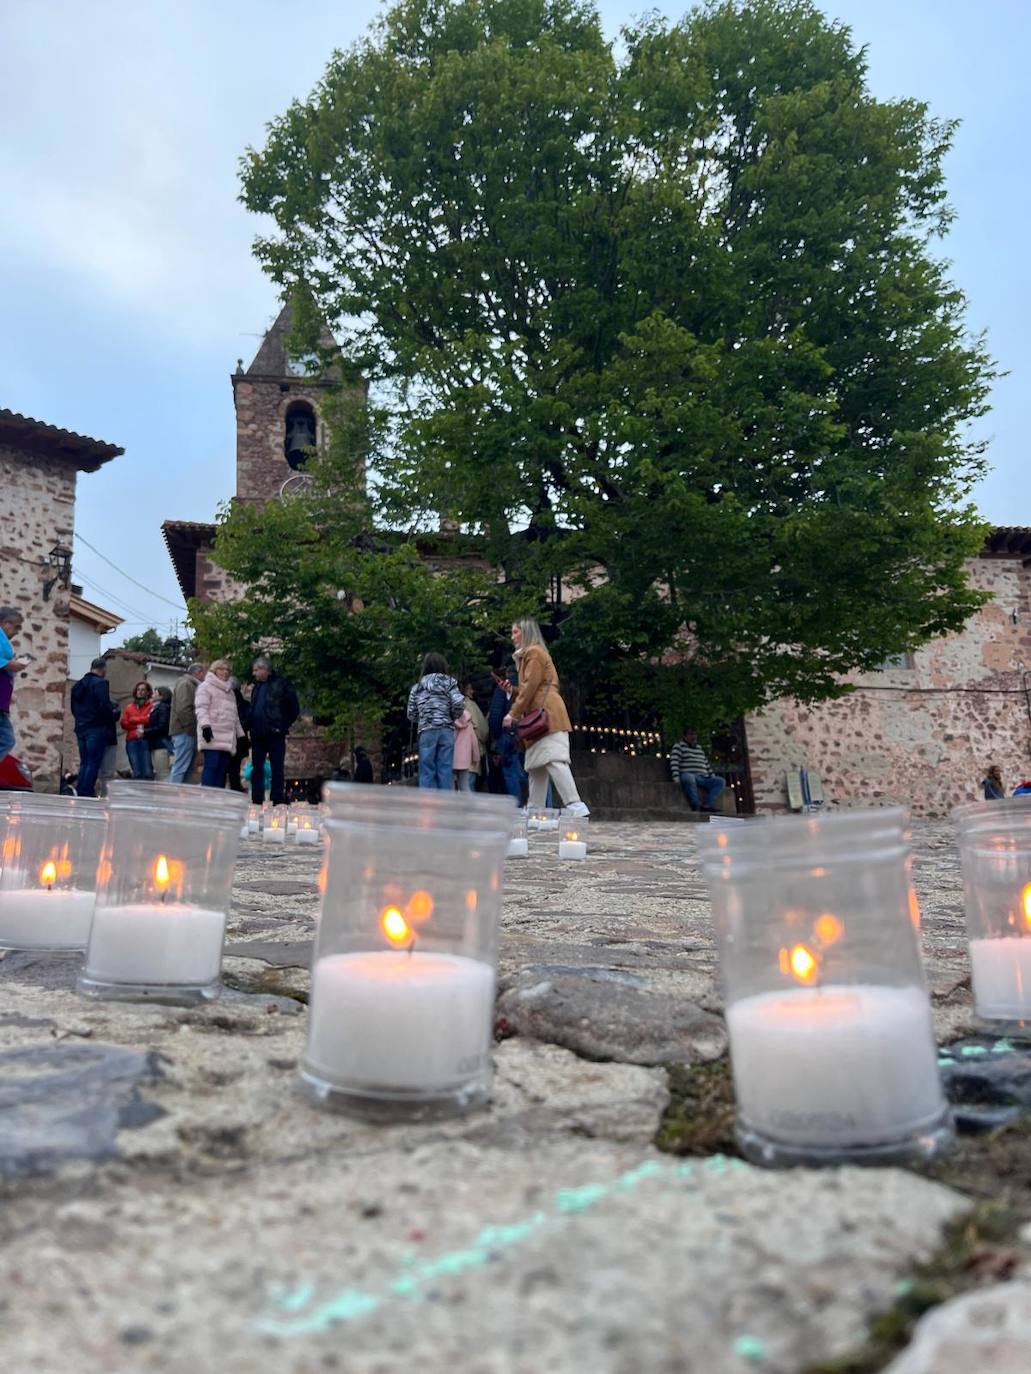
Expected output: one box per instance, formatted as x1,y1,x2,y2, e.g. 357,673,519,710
0,818,1016,1372
0,1141,965,1374
882,1278,1031,1374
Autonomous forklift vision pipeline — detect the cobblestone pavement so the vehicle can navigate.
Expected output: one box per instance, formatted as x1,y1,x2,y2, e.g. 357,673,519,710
0,818,1024,1374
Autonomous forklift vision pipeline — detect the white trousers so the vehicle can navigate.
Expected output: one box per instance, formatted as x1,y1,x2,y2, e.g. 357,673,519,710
527,760,582,809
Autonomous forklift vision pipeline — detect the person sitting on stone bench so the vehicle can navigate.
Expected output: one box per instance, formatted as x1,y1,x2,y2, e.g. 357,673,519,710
670,726,725,813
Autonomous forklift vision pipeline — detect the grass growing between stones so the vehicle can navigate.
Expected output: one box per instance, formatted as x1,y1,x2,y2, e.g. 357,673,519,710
803,1201,1024,1374
654,1059,738,1156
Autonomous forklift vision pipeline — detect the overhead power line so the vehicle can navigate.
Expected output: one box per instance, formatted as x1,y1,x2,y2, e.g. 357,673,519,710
73,532,187,612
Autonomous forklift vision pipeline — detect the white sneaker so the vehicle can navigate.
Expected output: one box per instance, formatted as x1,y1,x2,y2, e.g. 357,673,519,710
564,801,590,818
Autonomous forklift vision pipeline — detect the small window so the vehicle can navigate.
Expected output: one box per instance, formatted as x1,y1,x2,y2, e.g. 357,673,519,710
874,652,915,670
284,401,317,470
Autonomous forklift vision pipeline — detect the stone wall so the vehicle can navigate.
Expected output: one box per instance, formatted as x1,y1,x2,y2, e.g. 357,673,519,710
746,553,1031,816
0,446,76,789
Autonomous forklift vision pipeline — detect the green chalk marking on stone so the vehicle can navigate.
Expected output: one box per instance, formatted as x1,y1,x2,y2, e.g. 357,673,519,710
992,1038,1015,1053
255,1159,709,1336
555,1183,608,1213
734,1334,768,1362
960,1045,988,1057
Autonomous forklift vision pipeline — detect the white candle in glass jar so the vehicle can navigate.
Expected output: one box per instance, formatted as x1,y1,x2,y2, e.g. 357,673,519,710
558,840,586,861
263,825,287,844
726,984,944,1146
0,889,96,950
968,938,1031,1019
84,904,226,986
295,828,320,846
306,951,495,1091
506,837,528,858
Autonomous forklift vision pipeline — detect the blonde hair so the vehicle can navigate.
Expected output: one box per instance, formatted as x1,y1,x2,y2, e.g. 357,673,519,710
514,617,546,653
208,658,231,675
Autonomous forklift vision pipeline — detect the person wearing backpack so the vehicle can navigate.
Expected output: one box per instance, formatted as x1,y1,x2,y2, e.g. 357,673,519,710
406,652,465,790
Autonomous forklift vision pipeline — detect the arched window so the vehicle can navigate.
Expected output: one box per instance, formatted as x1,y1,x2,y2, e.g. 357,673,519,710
284,401,317,470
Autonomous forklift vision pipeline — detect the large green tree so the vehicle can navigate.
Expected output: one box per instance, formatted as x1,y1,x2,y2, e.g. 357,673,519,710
237,0,994,728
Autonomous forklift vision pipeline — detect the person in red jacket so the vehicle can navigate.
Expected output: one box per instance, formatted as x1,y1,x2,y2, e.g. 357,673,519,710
121,680,154,780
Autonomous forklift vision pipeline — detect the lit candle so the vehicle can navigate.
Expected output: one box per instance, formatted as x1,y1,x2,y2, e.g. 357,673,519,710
726,943,944,1147
558,828,587,861
81,854,226,993
968,939,1031,1020
304,906,495,1094
263,815,287,844
0,857,96,951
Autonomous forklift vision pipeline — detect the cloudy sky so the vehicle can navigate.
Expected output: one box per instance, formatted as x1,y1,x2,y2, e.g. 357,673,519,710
2,1,1026,641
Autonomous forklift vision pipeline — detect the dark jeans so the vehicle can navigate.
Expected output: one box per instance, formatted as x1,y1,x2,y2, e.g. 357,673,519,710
201,750,231,788
126,737,154,779
679,772,725,811
76,726,109,797
0,712,14,765
250,733,286,804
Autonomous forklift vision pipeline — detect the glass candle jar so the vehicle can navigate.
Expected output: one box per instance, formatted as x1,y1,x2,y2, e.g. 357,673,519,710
301,784,515,1118
0,794,106,951
527,805,560,835
262,807,289,844
291,805,320,846
955,797,1031,1031
558,814,589,861
697,808,952,1167
507,809,528,859
78,781,247,1004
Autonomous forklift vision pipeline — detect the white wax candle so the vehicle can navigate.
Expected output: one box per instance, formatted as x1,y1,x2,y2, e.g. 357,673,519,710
306,951,495,1091
969,938,1031,1019
0,889,96,950
294,829,320,845
262,827,286,844
287,823,298,835
506,837,528,858
247,819,260,833
558,840,587,861
84,903,226,986
727,984,944,1146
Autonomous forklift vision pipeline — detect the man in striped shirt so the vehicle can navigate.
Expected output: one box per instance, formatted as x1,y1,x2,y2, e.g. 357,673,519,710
670,727,725,813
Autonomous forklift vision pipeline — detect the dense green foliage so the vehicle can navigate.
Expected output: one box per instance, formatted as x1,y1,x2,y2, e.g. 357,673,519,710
120,628,196,664
229,0,994,729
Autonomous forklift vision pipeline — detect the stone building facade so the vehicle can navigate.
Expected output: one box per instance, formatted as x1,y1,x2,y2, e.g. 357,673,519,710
0,410,123,788
744,529,1031,816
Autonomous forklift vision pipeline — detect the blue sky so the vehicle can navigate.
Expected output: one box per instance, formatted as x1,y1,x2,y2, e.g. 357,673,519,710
2,1,1025,642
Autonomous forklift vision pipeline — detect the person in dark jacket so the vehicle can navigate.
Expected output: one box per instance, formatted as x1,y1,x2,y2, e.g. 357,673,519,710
487,665,527,800
227,677,251,793
353,745,374,783
145,686,174,780
406,652,465,789
249,656,300,805
70,658,120,797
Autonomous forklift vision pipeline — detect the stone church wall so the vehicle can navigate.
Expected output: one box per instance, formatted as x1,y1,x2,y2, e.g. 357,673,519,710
0,446,76,789
746,555,1031,816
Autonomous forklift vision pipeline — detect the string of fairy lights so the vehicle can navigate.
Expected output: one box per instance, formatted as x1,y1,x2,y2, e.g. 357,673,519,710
398,725,669,771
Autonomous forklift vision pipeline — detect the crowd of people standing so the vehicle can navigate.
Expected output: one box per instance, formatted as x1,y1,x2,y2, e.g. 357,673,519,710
406,618,590,816
68,654,299,803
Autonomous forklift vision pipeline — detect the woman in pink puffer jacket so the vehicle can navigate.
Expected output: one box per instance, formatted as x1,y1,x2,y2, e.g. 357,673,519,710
195,659,244,789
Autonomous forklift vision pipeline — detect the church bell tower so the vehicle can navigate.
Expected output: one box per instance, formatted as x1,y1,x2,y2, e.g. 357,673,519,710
231,300,365,505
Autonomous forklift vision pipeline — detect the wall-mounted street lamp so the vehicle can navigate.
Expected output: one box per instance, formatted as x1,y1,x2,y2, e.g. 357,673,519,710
42,544,72,602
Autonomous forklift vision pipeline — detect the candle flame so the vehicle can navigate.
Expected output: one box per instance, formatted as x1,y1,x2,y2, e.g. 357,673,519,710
1021,883,1031,930
564,831,579,842
465,889,478,912
39,860,58,888
154,855,171,891
908,887,922,930
405,889,434,924
782,943,819,986
381,906,412,946
813,913,843,947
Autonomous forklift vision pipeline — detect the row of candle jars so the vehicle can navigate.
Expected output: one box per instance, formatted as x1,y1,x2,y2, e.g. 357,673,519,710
245,803,322,845
695,796,1031,1168
507,809,588,860
0,783,247,1004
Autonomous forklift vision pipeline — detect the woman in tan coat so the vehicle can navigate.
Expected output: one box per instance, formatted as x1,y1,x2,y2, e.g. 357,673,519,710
504,618,589,816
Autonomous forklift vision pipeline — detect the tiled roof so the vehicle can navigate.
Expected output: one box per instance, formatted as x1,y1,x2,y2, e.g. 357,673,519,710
162,519,216,601
0,409,123,471
984,527,1031,558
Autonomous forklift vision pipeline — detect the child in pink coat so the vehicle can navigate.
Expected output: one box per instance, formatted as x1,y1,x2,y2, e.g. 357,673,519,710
452,709,481,792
